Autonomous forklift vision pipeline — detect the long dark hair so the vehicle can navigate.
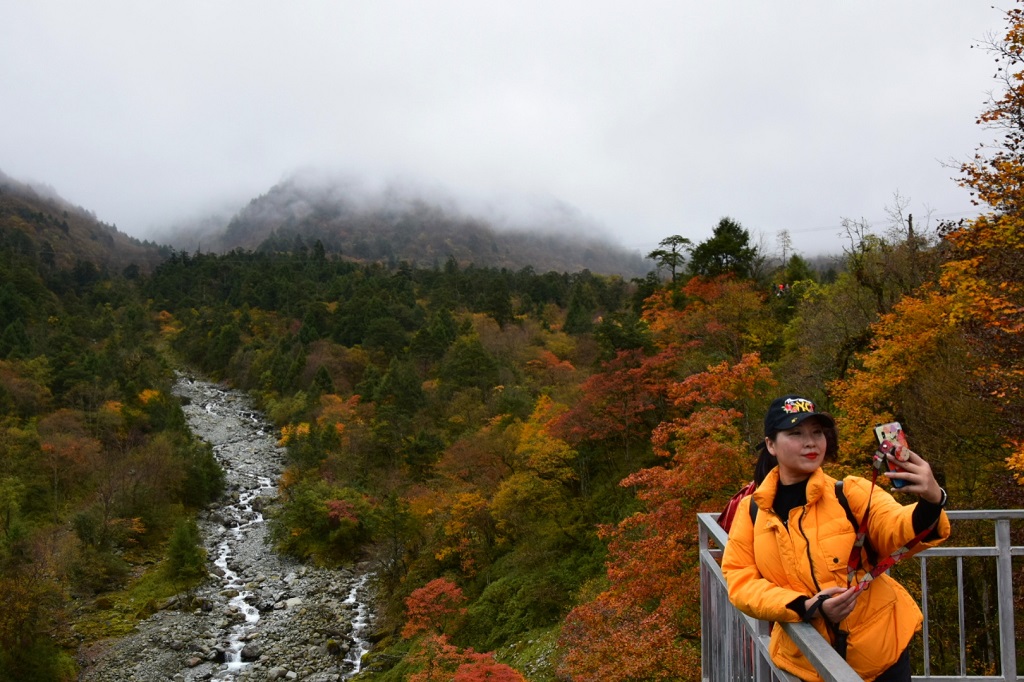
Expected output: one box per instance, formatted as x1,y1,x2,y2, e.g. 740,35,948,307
753,415,839,486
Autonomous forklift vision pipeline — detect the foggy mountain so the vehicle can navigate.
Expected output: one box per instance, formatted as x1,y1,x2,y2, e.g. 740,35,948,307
0,171,168,274
158,172,653,277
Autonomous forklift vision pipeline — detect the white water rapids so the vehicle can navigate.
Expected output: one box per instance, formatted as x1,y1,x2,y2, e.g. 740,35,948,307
210,472,275,672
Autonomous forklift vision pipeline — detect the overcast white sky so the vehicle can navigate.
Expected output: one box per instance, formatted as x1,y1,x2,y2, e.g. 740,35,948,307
0,1,1005,257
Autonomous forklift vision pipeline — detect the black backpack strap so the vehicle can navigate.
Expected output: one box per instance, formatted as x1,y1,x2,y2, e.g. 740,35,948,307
748,482,853,530
835,480,877,565
834,480,856,528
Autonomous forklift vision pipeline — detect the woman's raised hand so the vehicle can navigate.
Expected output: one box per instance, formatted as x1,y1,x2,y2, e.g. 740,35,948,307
885,447,944,503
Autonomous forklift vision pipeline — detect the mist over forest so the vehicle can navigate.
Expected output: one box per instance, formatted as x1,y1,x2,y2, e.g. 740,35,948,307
150,170,653,277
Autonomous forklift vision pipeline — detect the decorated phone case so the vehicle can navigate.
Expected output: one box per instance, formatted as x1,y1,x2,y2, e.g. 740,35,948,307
874,421,910,488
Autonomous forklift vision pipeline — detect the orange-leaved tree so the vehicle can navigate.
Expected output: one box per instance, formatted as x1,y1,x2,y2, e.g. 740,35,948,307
557,354,775,681
550,275,772,468
833,2,1024,495
402,579,526,682
643,275,773,365
953,4,1024,482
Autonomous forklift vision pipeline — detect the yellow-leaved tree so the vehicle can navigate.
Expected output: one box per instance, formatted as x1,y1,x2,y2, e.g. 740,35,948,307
832,2,1024,500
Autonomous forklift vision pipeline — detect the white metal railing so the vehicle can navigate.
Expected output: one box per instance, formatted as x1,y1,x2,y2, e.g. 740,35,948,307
698,510,1024,682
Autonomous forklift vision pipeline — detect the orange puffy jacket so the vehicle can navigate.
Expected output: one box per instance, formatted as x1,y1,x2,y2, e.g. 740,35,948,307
721,467,950,682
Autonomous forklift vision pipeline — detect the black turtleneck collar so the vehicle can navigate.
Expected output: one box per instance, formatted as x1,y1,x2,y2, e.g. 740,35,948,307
774,477,809,527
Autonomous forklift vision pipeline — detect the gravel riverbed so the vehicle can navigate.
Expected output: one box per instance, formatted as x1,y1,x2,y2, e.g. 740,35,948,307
77,373,375,682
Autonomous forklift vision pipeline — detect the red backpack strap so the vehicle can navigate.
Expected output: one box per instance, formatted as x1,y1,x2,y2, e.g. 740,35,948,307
717,480,756,532
844,471,939,592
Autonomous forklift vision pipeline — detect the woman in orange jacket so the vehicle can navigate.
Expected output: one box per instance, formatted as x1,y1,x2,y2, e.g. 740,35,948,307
721,395,950,682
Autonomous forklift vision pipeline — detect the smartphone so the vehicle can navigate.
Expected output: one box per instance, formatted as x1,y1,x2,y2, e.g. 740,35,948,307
874,421,910,488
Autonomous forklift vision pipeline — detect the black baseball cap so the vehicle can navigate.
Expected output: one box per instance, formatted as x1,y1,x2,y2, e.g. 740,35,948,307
764,395,836,436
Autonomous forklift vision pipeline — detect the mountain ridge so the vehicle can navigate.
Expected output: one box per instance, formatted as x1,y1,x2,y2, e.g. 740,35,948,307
0,170,168,274
157,173,652,277
2,169,653,277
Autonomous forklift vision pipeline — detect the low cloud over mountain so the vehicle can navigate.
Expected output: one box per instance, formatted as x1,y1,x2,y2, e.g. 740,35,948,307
157,171,652,277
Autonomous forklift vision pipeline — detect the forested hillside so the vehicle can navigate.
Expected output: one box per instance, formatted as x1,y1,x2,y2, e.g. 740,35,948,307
157,172,652,277
0,182,223,679
1,6,1023,682
0,171,169,274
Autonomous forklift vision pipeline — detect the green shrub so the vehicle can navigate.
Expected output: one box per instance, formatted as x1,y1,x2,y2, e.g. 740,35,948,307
69,545,129,595
165,518,206,586
269,479,370,563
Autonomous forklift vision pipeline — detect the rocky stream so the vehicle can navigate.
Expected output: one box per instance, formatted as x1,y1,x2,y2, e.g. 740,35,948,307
78,373,375,682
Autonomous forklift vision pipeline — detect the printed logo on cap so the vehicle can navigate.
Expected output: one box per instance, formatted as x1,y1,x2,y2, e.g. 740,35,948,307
782,398,815,414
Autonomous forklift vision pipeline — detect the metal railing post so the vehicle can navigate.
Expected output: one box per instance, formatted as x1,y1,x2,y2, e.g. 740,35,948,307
995,519,1016,682
700,519,711,682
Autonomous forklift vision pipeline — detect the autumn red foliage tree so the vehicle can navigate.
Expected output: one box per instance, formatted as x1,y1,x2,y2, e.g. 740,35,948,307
549,348,673,465
405,634,526,682
37,409,100,519
558,354,775,681
551,276,772,468
402,577,468,639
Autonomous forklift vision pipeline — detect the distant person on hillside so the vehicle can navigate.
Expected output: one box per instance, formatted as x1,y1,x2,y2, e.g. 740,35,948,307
721,395,950,682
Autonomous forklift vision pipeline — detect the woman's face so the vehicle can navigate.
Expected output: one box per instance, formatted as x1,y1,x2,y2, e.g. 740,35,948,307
766,417,828,484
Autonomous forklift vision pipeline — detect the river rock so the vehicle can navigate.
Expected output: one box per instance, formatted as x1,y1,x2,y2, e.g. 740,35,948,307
239,642,262,661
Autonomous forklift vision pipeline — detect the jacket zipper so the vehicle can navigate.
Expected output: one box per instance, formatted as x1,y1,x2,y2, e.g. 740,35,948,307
797,506,822,594
798,500,847,646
